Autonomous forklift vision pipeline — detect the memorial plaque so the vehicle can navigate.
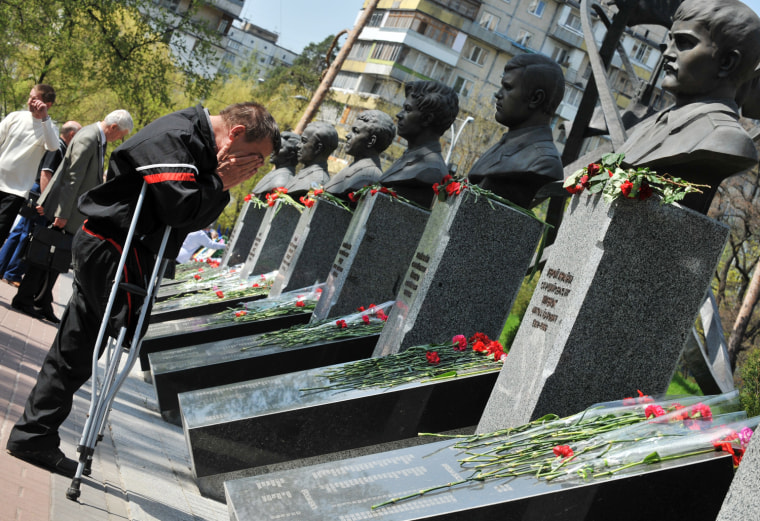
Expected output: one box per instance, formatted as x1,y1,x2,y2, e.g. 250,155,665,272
220,200,267,268
179,367,498,500
269,198,353,297
241,201,302,279
477,193,729,432
374,190,543,355
224,439,733,521
312,192,429,320
140,295,312,370
148,292,268,323
150,333,380,424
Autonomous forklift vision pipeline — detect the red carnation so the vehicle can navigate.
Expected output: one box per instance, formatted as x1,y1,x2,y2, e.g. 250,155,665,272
295,300,305,308
314,188,324,195
348,192,358,203
553,445,574,459
638,182,653,200
194,274,201,280
215,290,224,299
587,163,601,176
244,194,252,202
432,183,440,195
362,315,370,324
336,319,347,329
426,351,440,365
620,180,634,198
645,404,665,419
235,310,247,317
452,334,467,351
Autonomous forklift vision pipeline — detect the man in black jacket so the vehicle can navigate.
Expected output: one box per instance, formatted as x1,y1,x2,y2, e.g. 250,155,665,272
6,102,280,477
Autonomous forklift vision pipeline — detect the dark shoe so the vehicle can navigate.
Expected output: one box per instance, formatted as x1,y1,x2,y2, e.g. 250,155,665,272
10,300,43,319
37,306,60,324
7,447,78,478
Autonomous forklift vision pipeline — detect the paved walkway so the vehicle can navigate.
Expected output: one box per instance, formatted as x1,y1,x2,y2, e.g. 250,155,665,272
0,275,228,520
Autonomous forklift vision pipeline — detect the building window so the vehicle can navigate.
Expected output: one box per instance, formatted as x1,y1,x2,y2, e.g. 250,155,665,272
551,46,569,66
333,72,360,90
385,10,457,47
631,41,652,64
563,86,582,107
528,0,546,17
564,12,582,33
479,11,500,31
452,76,473,97
367,11,385,27
516,29,533,47
370,42,403,62
228,40,241,50
348,40,373,61
463,41,489,66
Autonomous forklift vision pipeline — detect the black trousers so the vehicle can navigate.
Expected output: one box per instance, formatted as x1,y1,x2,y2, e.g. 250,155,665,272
6,224,153,451
13,263,60,312
0,191,25,245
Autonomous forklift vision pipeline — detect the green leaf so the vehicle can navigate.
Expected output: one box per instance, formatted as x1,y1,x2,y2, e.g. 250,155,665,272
643,452,661,464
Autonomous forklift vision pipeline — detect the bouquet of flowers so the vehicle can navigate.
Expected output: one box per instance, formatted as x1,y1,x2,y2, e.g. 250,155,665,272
243,192,268,209
153,271,276,311
241,301,393,351
263,186,304,214
301,332,506,394
372,390,755,509
204,283,323,326
348,184,405,204
563,153,708,204
298,187,353,213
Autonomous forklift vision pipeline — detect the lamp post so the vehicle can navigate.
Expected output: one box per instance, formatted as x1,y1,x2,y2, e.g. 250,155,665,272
445,116,474,166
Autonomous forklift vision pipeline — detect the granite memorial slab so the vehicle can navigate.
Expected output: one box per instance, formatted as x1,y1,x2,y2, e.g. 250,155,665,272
148,292,268,323
374,189,543,355
716,431,760,520
179,366,499,500
150,332,381,424
269,197,353,297
156,265,236,301
140,288,317,371
312,192,430,320
223,438,733,521
477,192,729,432
240,201,302,279
220,199,267,269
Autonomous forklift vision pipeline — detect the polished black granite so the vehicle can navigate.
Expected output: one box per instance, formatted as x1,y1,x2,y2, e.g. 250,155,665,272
148,293,268,323
224,443,733,521
139,311,311,370
179,366,499,499
150,333,380,424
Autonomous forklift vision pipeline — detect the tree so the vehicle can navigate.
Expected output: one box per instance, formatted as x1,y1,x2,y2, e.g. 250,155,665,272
0,0,221,125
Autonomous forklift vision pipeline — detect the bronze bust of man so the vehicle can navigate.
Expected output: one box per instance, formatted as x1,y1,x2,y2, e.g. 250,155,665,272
379,80,459,208
286,122,338,197
617,0,760,214
252,131,300,197
324,110,396,198
468,54,565,209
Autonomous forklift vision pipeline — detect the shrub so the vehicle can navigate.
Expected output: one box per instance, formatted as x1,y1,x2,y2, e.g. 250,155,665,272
740,347,760,417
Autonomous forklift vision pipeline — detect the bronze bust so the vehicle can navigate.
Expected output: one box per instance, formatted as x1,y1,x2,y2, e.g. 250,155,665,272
252,131,300,197
467,54,565,209
379,80,459,208
324,110,396,198
286,122,338,197
617,0,760,214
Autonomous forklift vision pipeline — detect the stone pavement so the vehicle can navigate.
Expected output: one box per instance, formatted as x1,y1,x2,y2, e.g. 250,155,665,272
0,274,228,521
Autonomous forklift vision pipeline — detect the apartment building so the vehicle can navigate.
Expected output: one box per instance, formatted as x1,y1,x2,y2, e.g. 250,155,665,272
151,0,244,78
325,0,670,171
220,21,298,80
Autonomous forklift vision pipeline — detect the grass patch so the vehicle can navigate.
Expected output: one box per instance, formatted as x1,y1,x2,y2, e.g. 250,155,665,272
667,372,703,396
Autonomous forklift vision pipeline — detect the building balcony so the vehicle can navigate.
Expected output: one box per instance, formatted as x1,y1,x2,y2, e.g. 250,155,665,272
208,0,244,17
550,25,584,49
359,27,461,66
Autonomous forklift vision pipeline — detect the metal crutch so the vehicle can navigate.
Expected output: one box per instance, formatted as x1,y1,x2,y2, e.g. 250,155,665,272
66,182,172,501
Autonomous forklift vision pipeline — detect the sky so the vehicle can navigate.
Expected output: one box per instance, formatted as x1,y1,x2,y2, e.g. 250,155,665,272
239,0,760,54
239,0,363,54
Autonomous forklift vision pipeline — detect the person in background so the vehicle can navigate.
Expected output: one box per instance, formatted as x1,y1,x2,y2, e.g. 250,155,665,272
0,121,82,287
0,84,59,243
176,227,225,264
11,110,133,323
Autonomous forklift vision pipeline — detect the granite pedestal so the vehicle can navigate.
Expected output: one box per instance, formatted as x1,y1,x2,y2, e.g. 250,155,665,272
148,292,268,323
220,200,267,268
477,193,729,432
180,366,499,500
312,192,430,320
150,332,380,424
269,198,352,297
241,201,302,279
140,306,311,370
374,190,543,355
224,438,733,521
717,431,760,520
